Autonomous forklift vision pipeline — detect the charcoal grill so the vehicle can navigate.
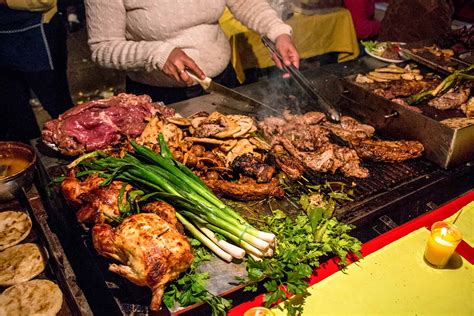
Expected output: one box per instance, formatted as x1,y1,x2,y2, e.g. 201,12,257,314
31,57,474,315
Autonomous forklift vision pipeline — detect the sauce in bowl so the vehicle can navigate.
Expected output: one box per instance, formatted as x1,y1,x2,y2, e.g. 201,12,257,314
0,157,31,179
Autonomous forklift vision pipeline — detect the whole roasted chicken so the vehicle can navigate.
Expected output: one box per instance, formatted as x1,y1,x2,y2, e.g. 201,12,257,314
93,212,193,310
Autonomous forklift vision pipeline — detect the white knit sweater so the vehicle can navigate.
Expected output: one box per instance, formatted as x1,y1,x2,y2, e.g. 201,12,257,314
85,0,293,87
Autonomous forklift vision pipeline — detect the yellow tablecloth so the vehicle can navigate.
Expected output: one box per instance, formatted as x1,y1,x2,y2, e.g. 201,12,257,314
274,227,474,315
219,8,360,83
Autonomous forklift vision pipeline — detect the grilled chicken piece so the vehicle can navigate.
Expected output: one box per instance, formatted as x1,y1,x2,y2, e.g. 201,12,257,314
92,213,193,311
428,88,470,110
354,139,424,162
231,153,275,183
141,201,179,227
61,173,132,224
204,177,285,201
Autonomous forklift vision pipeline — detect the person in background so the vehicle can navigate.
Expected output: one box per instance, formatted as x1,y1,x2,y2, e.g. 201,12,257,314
0,0,73,143
379,0,454,42
85,0,300,105
344,0,381,40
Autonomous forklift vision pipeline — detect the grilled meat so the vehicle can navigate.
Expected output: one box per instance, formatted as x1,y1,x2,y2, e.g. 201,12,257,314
276,136,369,178
282,110,326,125
231,153,275,183
267,153,305,180
322,116,375,144
355,139,424,162
283,124,329,151
61,173,132,224
391,98,423,113
204,177,285,201
371,79,440,99
428,88,470,110
42,93,174,156
460,97,474,118
92,213,193,311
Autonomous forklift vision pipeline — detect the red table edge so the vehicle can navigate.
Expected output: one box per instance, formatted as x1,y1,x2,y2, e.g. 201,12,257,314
228,190,474,315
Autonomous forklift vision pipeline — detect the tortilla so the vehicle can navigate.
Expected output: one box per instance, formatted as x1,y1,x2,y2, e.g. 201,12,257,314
0,211,32,250
441,117,474,129
0,279,63,316
368,71,402,80
0,243,46,286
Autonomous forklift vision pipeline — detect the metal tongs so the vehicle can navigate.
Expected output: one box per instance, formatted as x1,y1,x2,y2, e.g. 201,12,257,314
262,36,341,122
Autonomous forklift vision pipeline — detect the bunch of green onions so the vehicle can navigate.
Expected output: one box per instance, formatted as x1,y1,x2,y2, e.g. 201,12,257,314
68,134,275,262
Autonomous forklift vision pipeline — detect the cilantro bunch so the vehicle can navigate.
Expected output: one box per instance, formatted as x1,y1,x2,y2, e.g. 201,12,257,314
243,189,362,316
163,239,231,316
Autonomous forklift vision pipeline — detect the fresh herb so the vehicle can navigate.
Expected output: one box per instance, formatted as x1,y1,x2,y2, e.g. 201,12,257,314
163,239,232,316
243,190,362,316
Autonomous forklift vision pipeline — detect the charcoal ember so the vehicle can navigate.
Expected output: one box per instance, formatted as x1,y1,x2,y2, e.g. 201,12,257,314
231,153,275,183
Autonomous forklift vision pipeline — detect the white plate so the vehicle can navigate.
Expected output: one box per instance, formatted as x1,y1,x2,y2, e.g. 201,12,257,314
365,42,408,63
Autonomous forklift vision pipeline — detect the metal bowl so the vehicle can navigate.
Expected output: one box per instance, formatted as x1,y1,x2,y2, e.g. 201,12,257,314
0,142,36,202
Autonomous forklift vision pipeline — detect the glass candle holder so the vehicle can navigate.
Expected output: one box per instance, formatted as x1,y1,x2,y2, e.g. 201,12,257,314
244,307,275,316
424,221,462,268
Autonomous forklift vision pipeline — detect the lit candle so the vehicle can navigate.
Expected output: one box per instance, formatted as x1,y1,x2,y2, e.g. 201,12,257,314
424,221,462,268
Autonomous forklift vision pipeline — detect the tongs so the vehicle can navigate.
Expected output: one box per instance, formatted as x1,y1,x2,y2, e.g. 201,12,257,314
262,36,341,122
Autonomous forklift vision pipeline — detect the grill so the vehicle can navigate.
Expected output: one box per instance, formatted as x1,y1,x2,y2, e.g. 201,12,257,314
32,57,474,315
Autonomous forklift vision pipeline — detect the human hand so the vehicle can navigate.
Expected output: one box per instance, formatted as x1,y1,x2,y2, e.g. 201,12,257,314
162,48,206,86
272,34,300,77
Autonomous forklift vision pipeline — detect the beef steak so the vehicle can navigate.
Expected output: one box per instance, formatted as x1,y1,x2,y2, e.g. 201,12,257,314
42,93,175,156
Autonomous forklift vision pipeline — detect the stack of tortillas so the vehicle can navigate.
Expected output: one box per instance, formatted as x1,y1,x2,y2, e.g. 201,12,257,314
0,211,63,315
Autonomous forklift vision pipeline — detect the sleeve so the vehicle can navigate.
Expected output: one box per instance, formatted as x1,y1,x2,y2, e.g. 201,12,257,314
6,0,56,11
85,0,176,72
226,0,293,42
344,0,381,39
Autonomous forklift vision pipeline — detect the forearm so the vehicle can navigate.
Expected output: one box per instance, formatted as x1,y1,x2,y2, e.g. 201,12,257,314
4,0,56,11
89,39,176,72
86,0,175,71
227,0,292,41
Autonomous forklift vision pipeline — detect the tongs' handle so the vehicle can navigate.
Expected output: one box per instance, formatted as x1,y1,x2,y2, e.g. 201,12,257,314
262,36,341,123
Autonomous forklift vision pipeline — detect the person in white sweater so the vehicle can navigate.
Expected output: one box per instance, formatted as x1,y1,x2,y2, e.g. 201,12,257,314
85,0,299,104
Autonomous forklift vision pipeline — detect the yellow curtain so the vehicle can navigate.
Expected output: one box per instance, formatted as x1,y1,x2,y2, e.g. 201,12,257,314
219,8,360,82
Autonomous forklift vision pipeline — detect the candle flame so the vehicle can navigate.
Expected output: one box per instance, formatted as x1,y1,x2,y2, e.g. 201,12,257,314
441,227,448,237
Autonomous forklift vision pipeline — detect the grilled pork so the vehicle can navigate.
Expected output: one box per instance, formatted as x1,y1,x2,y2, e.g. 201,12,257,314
355,139,424,162
204,177,285,201
428,88,470,110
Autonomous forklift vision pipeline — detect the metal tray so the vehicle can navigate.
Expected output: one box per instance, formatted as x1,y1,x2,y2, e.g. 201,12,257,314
0,185,92,316
341,76,474,169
